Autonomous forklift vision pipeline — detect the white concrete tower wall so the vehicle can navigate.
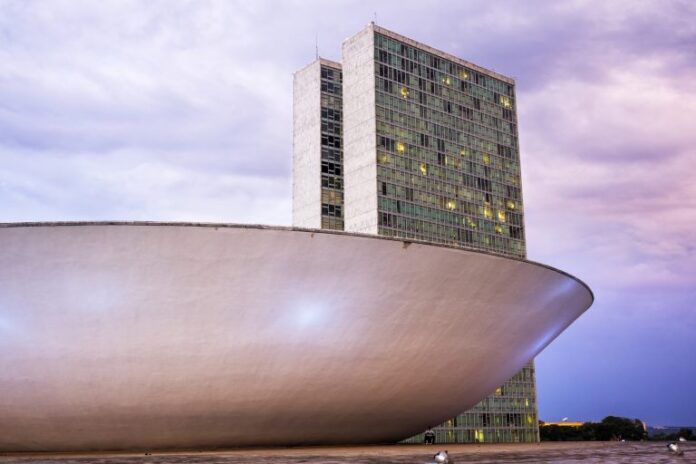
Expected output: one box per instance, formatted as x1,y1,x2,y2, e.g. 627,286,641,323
341,24,378,234
292,60,323,228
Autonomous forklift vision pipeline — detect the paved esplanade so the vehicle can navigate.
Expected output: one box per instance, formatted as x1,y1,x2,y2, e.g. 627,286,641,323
0,443,689,463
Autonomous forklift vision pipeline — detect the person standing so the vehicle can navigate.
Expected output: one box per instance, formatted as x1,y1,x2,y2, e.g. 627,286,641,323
424,427,436,445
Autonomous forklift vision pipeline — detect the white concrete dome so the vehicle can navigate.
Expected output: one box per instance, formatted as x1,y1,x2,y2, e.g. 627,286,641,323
0,223,593,451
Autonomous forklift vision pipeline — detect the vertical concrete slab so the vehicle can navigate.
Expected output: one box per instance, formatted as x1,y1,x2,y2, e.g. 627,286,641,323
293,60,322,228
342,25,378,234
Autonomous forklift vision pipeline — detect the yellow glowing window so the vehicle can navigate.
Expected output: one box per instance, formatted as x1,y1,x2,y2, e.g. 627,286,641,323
443,76,451,85
446,199,456,211
506,200,516,210
460,148,470,157
396,142,405,153
525,398,530,407
378,153,390,164
495,387,502,395
400,86,409,98
483,206,493,219
467,218,477,229
482,153,491,165
420,163,428,175
495,225,503,234
497,210,506,222
459,69,469,80
500,95,511,108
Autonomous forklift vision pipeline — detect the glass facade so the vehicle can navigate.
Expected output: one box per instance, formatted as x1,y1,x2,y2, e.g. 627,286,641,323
369,30,538,444
373,32,525,257
319,64,344,231
401,363,538,444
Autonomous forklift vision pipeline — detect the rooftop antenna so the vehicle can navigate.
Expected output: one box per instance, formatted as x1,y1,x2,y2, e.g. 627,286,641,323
373,11,377,24
315,32,319,60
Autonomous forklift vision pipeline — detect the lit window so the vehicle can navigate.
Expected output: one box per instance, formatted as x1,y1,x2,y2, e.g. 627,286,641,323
460,148,470,157
400,86,409,98
378,153,390,164
396,142,405,154
420,163,428,175
483,206,493,219
442,76,451,85
495,225,503,234
459,69,469,80
495,387,502,395
497,210,506,222
506,200,516,210
446,199,456,210
500,95,511,108
482,153,491,165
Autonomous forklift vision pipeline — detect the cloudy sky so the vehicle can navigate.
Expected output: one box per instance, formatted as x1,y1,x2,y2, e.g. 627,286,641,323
2,0,695,426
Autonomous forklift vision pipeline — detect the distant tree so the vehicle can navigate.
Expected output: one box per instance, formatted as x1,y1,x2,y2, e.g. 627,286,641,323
650,432,665,441
540,423,583,441
596,416,646,441
579,422,597,441
541,416,647,441
540,424,561,441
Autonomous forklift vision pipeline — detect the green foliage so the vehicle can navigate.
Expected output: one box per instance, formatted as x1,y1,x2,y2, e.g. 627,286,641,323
539,424,582,441
680,428,695,440
651,428,695,441
540,416,647,441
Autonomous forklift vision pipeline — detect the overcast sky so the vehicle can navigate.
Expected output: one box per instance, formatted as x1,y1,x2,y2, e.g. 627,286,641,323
2,0,695,426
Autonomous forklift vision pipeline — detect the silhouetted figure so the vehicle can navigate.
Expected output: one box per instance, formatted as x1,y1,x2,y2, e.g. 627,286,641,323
424,427,435,445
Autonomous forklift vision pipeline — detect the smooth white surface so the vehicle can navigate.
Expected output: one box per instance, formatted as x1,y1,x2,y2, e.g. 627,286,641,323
0,223,592,451
342,25,378,234
292,60,323,229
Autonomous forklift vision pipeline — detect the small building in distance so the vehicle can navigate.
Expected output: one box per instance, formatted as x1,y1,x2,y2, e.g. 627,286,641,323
540,420,585,428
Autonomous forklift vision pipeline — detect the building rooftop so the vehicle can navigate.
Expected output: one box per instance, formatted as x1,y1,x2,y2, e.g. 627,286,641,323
363,23,515,85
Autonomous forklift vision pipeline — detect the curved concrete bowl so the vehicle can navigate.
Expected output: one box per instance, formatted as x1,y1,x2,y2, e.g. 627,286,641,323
0,223,593,451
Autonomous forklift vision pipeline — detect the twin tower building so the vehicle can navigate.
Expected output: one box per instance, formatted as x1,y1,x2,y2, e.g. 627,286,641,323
292,23,539,443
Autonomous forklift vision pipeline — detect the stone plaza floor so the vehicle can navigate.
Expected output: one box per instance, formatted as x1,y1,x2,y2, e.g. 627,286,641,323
1,442,694,463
